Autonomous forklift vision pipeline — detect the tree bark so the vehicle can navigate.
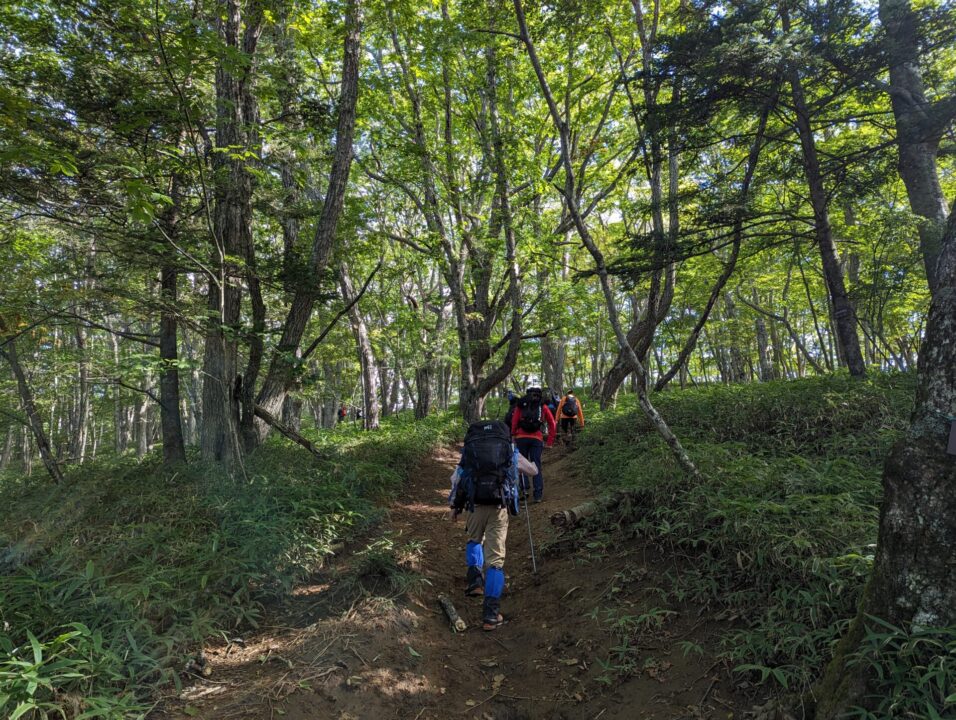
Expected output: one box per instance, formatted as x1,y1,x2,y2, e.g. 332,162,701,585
254,0,363,441
815,202,956,717
0,325,63,483
878,0,954,295
340,262,381,430
783,8,865,377
753,290,775,382
415,364,432,420
200,0,263,464
158,171,187,465
69,324,90,463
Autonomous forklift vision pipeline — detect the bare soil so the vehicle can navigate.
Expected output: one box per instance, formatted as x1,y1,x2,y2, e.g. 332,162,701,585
157,444,752,719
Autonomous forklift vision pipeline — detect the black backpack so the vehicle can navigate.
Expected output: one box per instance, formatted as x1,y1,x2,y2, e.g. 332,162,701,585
504,404,517,427
516,395,543,433
562,396,578,417
459,420,514,507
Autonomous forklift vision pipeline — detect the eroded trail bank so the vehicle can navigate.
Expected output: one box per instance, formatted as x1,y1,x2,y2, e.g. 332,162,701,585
162,445,747,720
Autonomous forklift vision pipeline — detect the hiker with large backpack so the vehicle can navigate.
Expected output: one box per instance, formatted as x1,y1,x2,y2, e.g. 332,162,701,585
555,391,585,447
510,382,556,503
448,420,538,631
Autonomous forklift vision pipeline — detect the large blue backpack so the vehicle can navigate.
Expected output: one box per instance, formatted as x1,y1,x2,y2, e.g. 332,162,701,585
455,420,519,515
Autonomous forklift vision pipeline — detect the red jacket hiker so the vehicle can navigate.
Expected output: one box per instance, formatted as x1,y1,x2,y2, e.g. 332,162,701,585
511,398,556,448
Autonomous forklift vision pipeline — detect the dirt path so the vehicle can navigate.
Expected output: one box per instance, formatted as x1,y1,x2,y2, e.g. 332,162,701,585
162,445,746,719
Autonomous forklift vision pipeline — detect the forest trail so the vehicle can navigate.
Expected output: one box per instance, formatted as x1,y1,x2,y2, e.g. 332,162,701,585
161,445,745,720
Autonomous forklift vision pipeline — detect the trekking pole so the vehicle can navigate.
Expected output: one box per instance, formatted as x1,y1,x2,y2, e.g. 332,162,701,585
521,474,538,574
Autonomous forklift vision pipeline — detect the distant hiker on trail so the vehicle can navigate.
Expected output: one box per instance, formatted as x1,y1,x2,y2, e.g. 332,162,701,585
555,391,585,447
448,420,538,631
510,381,556,503
337,405,347,423
544,388,558,415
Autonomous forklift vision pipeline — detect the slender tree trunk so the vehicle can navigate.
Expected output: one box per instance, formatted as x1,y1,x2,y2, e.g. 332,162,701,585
340,262,381,430
753,291,775,382
516,0,700,480
22,427,32,476
783,9,865,376
0,326,63,483
0,426,13,472
69,324,90,463
254,0,362,440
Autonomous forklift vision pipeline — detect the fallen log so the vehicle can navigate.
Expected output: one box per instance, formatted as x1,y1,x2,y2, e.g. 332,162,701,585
550,491,641,529
438,594,467,632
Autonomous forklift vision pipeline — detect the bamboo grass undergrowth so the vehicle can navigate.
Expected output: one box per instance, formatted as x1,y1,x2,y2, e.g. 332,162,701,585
573,372,932,702
0,411,461,718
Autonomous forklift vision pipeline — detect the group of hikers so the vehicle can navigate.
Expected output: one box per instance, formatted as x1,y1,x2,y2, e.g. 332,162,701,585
448,381,585,631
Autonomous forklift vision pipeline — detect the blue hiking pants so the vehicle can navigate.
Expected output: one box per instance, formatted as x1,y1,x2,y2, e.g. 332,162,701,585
515,437,544,501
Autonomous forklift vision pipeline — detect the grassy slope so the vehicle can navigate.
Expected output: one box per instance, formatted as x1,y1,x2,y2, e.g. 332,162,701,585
0,412,461,717
573,373,916,696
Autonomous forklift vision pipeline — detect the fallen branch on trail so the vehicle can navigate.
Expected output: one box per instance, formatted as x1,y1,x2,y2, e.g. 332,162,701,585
550,491,646,529
254,405,325,459
438,594,467,632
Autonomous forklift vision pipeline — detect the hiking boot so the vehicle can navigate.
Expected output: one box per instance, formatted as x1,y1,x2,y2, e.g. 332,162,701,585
482,597,504,631
482,613,506,631
464,566,483,597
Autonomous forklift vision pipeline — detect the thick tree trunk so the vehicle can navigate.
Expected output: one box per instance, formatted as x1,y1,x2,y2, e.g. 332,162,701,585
0,327,63,483
415,364,432,420
879,0,954,296
200,0,263,464
784,15,865,377
158,170,187,464
815,203,956,718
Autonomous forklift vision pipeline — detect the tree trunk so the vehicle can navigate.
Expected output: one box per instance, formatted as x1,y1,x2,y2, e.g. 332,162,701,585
340,262,381,430
415,364,432,420
22,427,32,476
753,290,775,382
878,0,954,296
0,425,13,472
200,0,263,464
254,0,362,440
158,171,188,465
134,386,149,459
783,11,865,377
815,201,956,718
0,326,63,483
110,333,126,453
516,0,701,481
